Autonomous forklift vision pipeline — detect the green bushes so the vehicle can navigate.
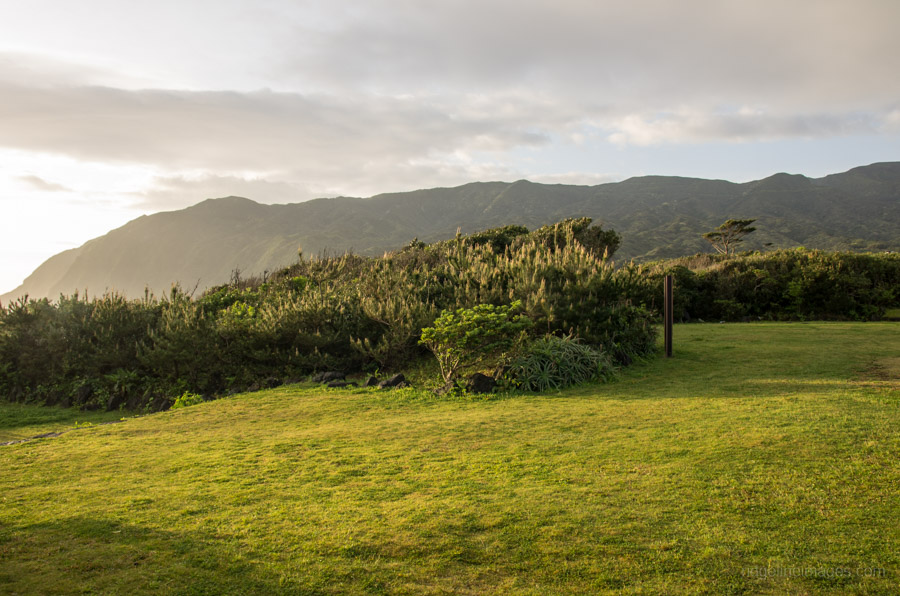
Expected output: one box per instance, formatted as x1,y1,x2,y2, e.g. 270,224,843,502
505,335,615,392
0,219,654,409
5,227,896,410
0,293,161,409
632,249,900,322
170,391,204,410
419,301,531,383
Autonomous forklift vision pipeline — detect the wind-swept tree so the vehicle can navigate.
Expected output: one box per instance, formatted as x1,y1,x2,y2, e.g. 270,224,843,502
703,219,757,255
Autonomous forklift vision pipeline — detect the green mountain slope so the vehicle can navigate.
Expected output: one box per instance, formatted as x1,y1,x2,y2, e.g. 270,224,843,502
3,162,899,301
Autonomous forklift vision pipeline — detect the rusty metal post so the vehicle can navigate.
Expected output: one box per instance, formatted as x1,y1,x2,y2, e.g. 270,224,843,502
664,274,673,357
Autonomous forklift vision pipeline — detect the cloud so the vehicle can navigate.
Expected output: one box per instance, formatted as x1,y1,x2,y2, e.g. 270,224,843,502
886,108,900,132
0,0,898,201
0,80,555,173
130,156,533,211
607,109,886,147
0,52,123,88
525,172,623,186
134,174,314,209
284,0,900,110
1,73,892,185
16,174,72,192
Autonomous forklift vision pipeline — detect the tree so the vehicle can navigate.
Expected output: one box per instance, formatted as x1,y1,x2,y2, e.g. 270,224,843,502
703,219,757,255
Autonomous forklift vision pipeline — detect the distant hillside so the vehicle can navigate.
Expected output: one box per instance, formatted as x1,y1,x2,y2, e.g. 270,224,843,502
3,162,900,302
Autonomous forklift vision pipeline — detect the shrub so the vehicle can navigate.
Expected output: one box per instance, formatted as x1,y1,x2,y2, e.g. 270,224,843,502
0,219,660,410
505,335,615,392
170,391,204,410
419,301,532,383
528,217,621,259
631,249,900,322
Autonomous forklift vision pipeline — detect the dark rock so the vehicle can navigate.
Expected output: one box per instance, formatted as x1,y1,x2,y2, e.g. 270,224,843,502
327,380,358,388
434,381,459,396
363,376,379,388
246,382,261,393
465,372,497,394
378,373,407,389
312,371,345,383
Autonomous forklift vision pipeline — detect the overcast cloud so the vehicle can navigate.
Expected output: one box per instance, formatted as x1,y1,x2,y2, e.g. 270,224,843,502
16,174,72,193
0,0,898,293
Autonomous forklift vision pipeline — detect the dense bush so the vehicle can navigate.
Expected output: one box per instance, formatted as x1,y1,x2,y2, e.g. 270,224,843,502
630,249,900,321
0,293,161,409
0,218,654,410
419,301,531,383
4,232,896,412
11,223,897,411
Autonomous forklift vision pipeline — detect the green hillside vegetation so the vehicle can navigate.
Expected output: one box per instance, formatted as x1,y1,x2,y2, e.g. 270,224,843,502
1,216,898,413
0,219,656,411
3,162,899,302
2,323,898,594
631,249,900,322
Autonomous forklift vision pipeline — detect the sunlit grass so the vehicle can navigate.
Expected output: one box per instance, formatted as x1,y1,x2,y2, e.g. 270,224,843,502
1,322,898,594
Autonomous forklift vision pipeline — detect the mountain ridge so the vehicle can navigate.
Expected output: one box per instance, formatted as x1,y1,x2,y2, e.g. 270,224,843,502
4,162,899,302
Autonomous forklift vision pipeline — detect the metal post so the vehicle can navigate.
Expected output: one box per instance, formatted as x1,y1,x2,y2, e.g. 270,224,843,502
664,274,673,358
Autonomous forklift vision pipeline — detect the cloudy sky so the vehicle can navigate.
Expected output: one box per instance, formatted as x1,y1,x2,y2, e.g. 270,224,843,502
1,0,898,294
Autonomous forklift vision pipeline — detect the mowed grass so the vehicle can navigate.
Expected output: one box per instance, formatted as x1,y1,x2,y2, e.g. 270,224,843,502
0,405,129,444
1,323,898,595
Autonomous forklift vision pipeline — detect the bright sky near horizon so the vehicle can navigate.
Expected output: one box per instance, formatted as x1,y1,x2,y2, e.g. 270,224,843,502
1,0,898,295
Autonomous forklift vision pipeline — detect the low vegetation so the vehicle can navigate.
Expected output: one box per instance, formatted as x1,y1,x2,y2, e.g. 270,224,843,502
630,248,900,322
505,334,615,391
1,323,897,594
0,219,655,411
0,216,897,412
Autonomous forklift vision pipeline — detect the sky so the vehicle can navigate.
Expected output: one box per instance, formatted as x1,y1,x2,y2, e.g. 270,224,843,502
1,0,898,295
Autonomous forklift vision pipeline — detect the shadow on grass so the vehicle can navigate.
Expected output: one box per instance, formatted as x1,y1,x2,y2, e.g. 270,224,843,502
0,403,126,434
0,517,306,595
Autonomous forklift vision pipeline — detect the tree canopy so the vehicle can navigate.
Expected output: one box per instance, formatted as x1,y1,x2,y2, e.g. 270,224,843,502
702,219,757,255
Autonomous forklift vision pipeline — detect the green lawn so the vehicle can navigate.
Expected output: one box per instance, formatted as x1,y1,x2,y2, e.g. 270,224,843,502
1,323,898,595
0,404,130,444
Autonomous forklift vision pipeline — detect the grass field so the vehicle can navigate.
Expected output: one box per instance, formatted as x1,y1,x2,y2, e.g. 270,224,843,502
1,322,898,595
